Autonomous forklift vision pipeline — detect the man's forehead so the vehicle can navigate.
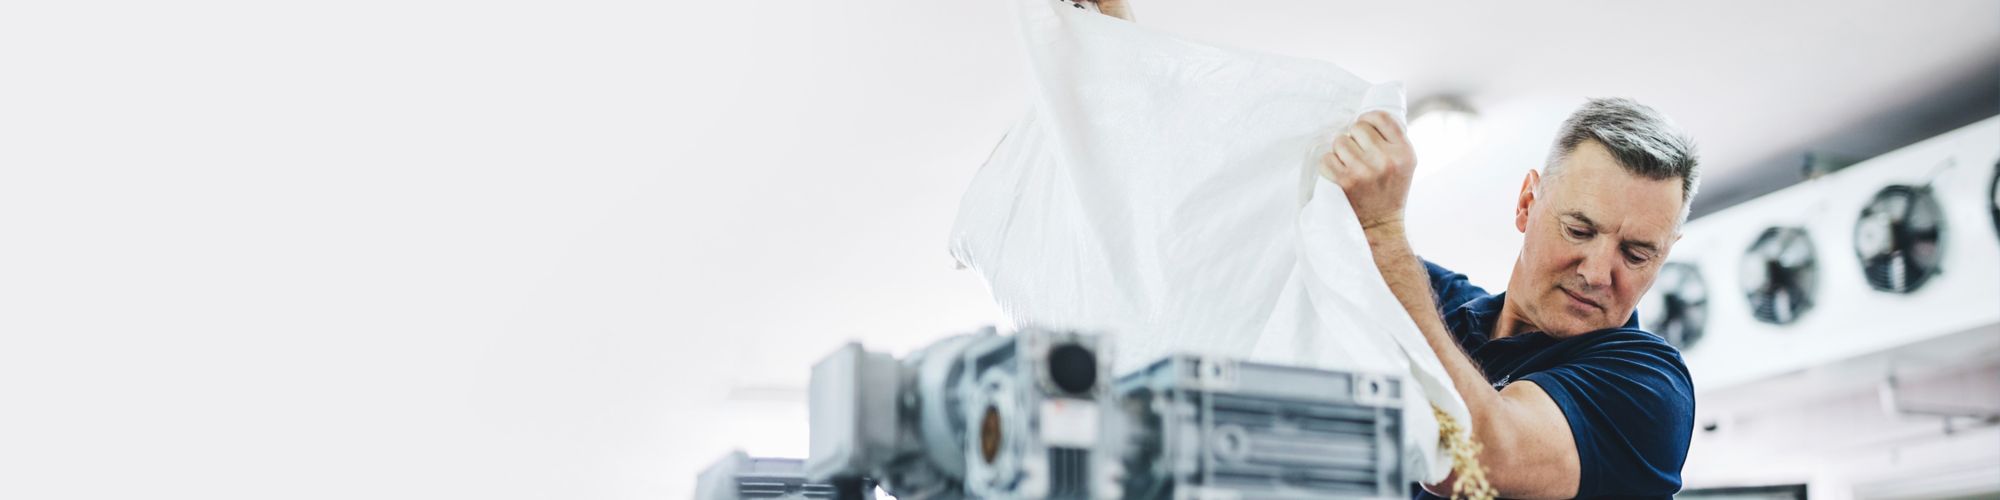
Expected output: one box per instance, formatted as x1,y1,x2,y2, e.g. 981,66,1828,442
1558,208,1673,249
1552,141,1680,205
1546,176,1683,245
1551,140,1689,218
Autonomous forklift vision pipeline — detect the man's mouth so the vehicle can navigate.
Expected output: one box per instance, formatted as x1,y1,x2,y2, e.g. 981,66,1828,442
1560,286,1602,311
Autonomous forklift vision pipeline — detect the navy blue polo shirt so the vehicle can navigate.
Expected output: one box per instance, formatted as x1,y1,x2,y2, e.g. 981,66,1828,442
1411,260,1694,499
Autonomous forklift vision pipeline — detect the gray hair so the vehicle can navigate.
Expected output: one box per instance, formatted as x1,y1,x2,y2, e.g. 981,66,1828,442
1543,97,1701,221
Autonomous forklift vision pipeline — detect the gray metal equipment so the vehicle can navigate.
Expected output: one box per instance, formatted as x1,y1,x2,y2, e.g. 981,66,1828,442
1116,355,1405,500
804,327,1119,500
696,451,873,500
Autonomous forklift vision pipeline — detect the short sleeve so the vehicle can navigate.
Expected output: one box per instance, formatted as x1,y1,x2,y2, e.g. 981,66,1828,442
1519,331,1695,497
1422,259,1489,312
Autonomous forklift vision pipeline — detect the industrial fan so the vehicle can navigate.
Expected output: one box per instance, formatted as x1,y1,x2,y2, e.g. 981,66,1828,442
1640,262,1707,350
1852,184,1946,293
1989,162,1999,242
1740,227,1818,325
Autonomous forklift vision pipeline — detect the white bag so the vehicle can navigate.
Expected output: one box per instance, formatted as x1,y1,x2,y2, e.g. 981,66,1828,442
948,0,1471,482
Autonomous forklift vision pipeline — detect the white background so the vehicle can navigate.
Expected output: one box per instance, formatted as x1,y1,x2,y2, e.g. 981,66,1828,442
2,1,1995,498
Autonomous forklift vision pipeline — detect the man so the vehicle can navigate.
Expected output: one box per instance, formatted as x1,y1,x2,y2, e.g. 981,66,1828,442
1089,2,1697,496
1327,101,1699,498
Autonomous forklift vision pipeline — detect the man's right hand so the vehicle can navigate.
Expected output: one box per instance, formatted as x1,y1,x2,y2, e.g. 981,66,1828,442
1320,111,1417,231
1086,0,1133,21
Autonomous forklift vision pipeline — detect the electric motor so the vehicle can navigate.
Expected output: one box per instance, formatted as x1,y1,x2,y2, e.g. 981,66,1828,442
804,327,1119,500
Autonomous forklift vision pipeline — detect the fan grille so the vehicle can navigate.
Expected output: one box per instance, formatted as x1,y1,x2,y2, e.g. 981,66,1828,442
1642,262,1708,349
1853,185,1944,293
1740,227,1817,325
1988,162,1999,243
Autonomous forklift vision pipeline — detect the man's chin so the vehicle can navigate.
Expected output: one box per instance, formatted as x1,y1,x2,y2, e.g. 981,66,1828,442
1527,300,1608,336
1544,316,1600,338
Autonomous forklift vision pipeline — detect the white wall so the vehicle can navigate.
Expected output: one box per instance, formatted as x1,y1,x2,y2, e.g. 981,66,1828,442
0,1,1021,498
1684,333,2000,498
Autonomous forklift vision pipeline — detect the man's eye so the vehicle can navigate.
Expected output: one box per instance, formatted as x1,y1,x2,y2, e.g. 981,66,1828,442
1625,251,1650,265
1565,226,1591,239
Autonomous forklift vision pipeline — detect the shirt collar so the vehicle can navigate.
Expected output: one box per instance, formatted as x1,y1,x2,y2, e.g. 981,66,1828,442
1462,291,1643,339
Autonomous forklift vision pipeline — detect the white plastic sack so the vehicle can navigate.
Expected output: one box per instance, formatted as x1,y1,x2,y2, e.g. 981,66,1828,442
948,0,1471,482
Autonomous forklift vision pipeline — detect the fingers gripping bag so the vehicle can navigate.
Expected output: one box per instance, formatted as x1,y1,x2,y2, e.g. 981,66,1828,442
947,0,1476,484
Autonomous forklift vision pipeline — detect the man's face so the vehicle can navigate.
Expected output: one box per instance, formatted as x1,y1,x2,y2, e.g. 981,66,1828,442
1511,140,1684,338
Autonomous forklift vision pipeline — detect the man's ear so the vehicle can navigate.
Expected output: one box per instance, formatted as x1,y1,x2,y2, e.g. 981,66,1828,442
1516,169,1540,233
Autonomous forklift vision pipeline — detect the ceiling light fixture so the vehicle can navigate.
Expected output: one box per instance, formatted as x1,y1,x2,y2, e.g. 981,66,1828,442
1406,95,1482,173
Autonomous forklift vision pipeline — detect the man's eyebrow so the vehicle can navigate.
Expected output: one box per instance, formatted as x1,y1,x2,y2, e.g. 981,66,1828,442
1563,210,1662,253
1560,210,1597,229
1623,239,1661,254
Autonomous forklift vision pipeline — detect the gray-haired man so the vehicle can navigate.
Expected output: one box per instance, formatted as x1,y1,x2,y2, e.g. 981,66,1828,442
1327,99,1699,498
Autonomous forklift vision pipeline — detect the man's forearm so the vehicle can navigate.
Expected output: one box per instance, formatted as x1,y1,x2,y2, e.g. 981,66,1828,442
1359,218,1501,411
1359,218,1512,495
1361,218,1582,498
1327,111,1579,497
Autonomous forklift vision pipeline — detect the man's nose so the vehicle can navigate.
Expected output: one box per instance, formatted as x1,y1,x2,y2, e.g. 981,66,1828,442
1577,244,1615,290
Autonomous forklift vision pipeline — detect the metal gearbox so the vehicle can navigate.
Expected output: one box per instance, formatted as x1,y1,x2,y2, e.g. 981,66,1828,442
1115,355,1405,500
697,451,872,500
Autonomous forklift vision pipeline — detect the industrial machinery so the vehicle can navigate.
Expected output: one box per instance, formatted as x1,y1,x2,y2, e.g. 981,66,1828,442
1740,226,1819,325
1641,261,1709,350
1989,161,1999,241
1116,355,1405,500
696,451,873,500
804,327,1118,500
795,327,1408,499
1853,184,1947,293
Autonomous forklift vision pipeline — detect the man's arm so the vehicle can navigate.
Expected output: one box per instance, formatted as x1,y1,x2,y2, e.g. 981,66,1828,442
1323,112,1581,498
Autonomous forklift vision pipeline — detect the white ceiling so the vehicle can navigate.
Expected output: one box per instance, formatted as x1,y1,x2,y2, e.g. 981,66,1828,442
1,1,1995,498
